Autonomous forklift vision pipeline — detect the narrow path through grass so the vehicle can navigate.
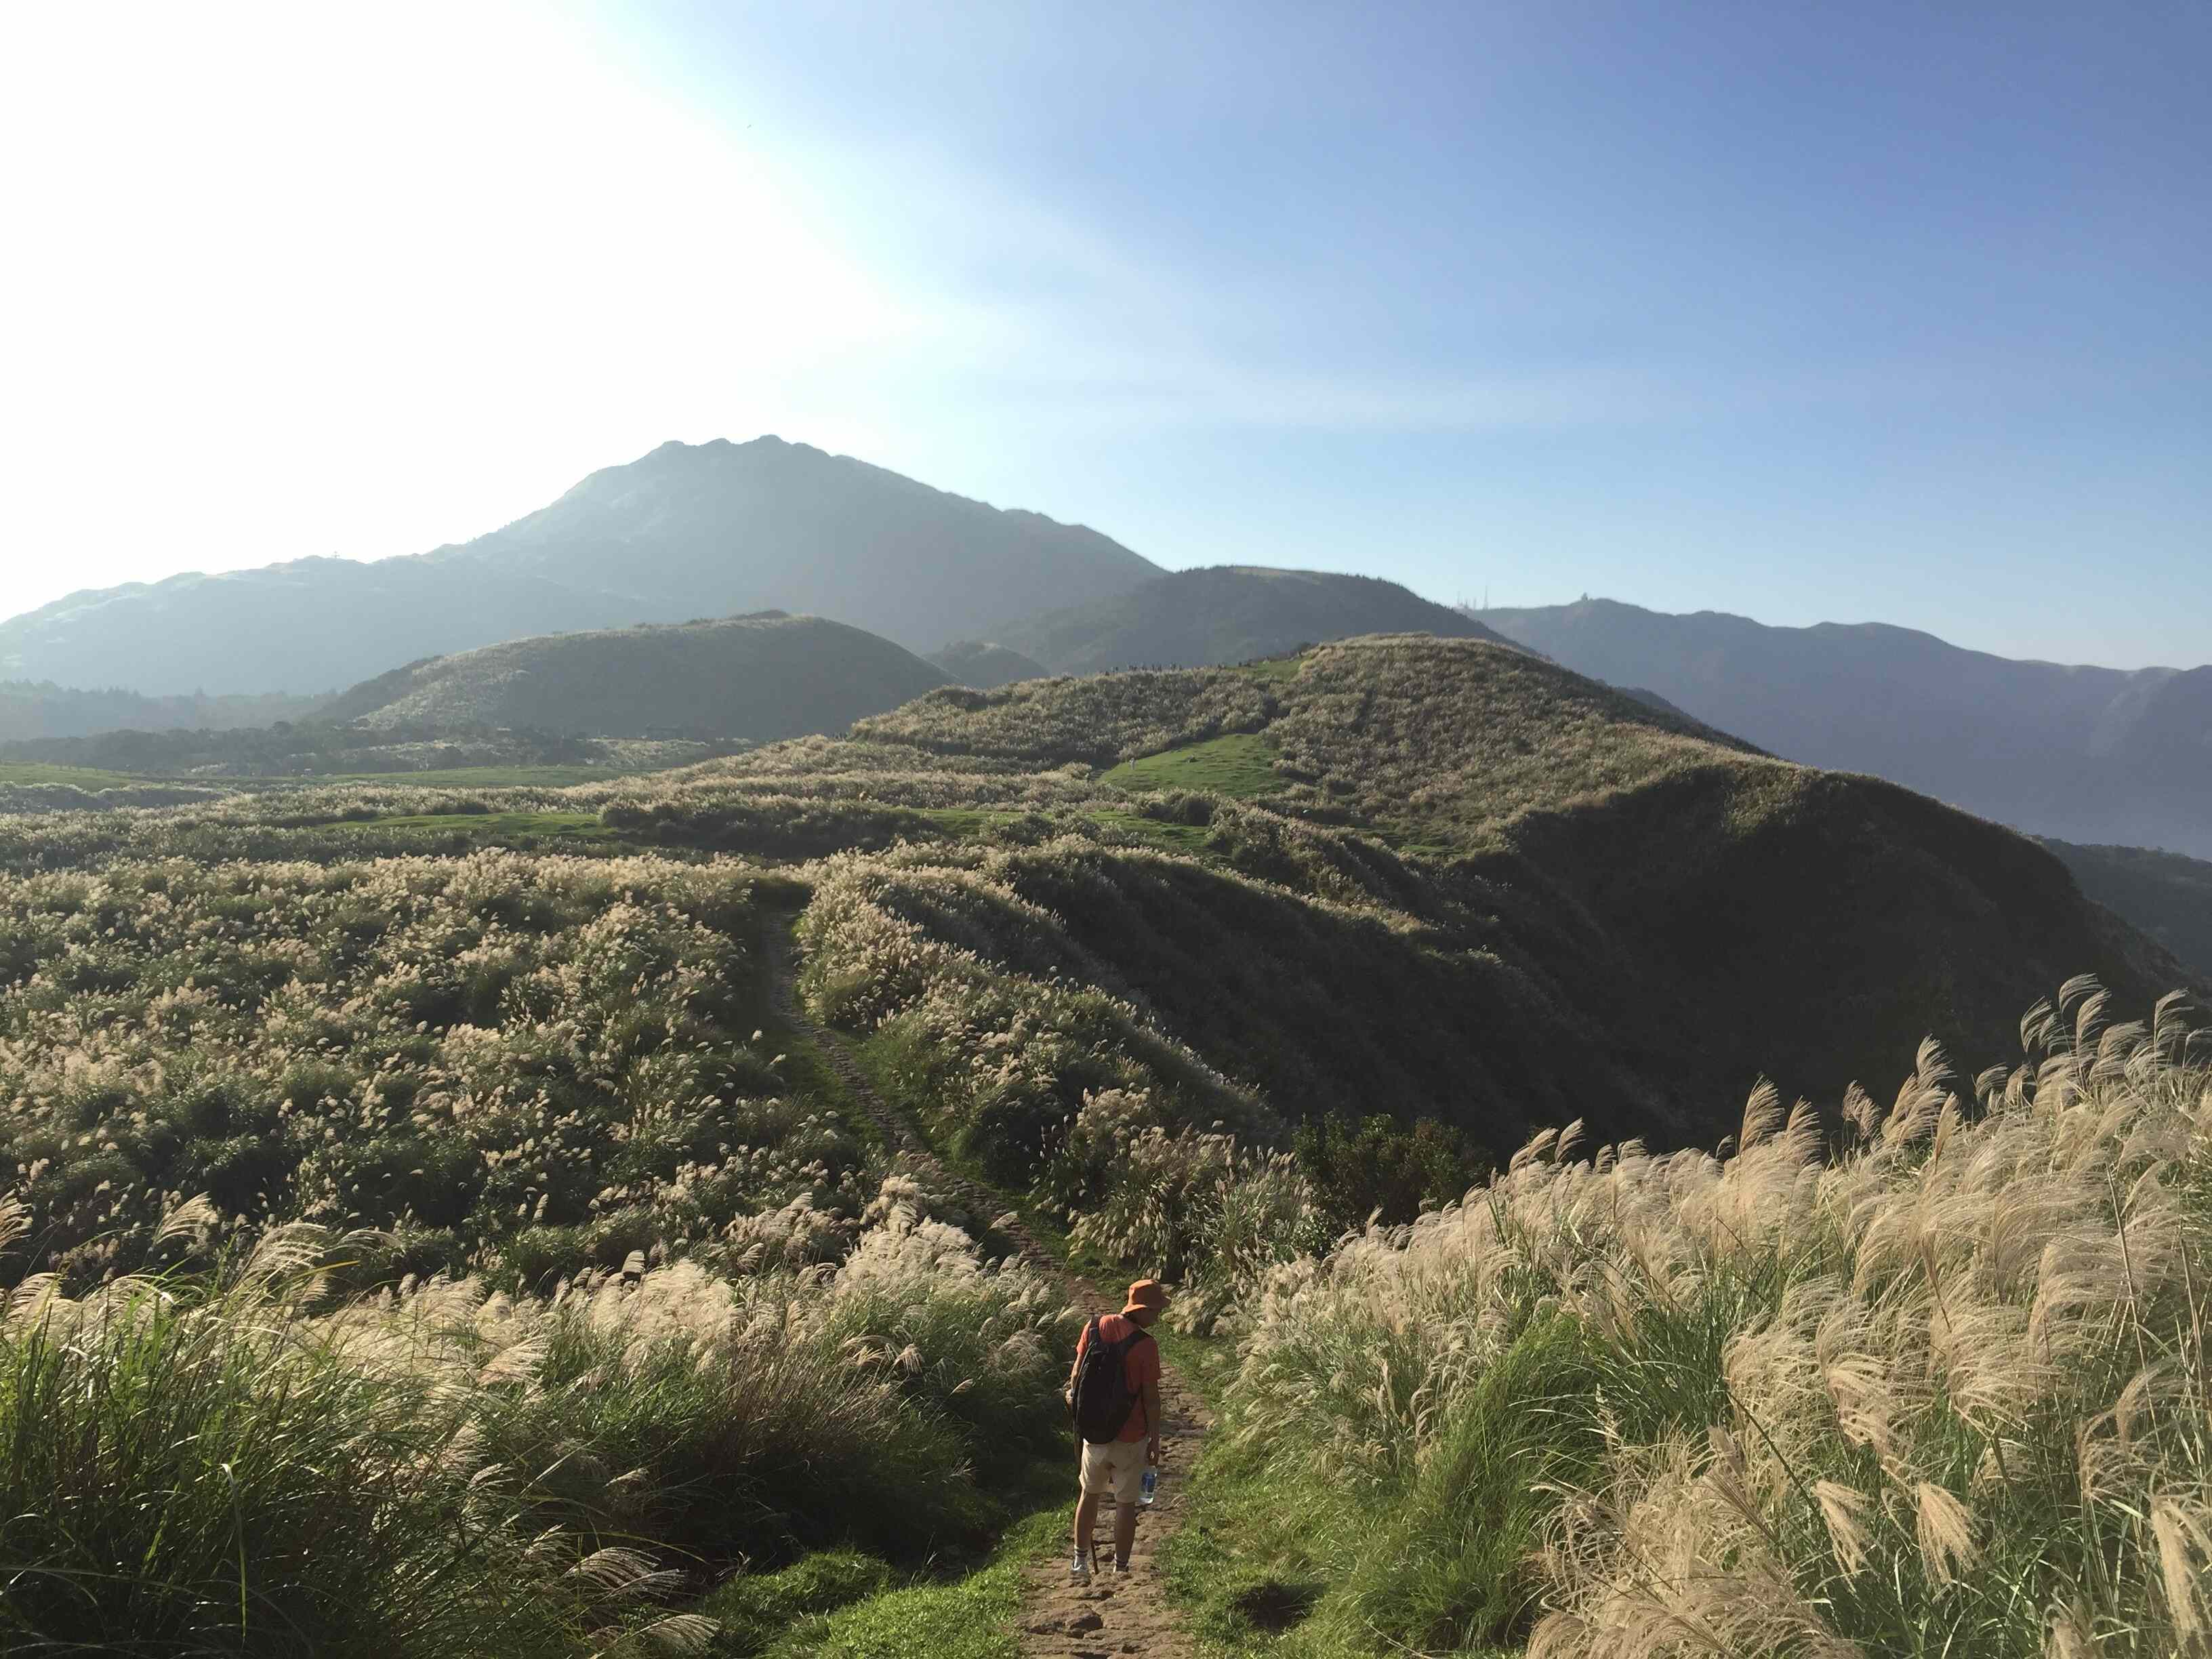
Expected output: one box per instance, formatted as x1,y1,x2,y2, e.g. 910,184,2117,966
762,920,1212,1659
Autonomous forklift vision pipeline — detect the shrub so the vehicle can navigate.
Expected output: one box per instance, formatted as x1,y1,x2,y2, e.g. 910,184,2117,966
1290,1110,1488,1233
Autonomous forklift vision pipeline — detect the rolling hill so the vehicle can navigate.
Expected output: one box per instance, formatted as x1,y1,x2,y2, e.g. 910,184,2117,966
0,437,1158,696
325,611,951,740
997,565,1515,674
591,633,2194,1164
1477,597,2212,855
926,640,1050,688
1,630,2198,1659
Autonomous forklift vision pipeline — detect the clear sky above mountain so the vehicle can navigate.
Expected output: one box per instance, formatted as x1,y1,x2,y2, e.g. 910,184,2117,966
3,2,2205,666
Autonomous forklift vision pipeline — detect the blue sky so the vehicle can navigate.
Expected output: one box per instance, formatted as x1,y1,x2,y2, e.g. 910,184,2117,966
3,1,2205,665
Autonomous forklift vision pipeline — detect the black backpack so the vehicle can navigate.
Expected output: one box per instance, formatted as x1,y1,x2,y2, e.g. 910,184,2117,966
1070,1316,1153,1445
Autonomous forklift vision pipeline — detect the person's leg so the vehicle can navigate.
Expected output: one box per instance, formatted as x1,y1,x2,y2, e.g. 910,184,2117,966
1074,1442,1102,1568
1112,1442,1143,1568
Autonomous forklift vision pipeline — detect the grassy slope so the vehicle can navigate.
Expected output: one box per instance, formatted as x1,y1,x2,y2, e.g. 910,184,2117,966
1099,731,1280,796
1,631,2203,1657
2045,837,2212,981
813,636,2188,1155
1,637,2183,1160
329,612,951,739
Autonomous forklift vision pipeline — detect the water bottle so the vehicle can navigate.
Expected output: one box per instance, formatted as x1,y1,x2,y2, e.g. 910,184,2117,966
1141,1466,1158,1507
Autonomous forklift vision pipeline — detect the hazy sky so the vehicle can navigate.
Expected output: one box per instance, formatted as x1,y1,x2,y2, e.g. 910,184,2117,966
3,2,2206,665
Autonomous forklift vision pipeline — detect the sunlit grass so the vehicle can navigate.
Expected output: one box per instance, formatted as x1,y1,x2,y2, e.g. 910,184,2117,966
1099,731,1280,798
1167,989,2212,1658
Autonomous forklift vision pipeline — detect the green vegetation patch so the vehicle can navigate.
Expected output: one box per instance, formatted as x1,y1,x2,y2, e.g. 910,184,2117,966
1080,808,1216,854
1099,731,1281,798
1234,653,1307,684
348,810,626,844
755,1509,1065,1659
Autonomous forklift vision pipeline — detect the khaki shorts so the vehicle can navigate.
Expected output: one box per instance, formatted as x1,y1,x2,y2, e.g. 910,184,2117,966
1079,1437,1147,1505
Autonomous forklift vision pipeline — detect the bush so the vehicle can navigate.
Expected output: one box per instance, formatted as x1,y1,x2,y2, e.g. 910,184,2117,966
1290,1110,1487,1233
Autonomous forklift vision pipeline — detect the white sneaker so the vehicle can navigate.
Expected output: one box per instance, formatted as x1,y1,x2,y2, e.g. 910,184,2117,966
1070,1553,1092,1583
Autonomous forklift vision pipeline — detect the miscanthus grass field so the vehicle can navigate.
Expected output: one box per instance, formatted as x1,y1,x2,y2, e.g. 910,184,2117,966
1,639,2205,1655
1168,986,2212,1658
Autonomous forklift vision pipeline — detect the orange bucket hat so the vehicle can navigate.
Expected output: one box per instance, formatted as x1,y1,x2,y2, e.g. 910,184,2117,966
1122,1278,1169,1317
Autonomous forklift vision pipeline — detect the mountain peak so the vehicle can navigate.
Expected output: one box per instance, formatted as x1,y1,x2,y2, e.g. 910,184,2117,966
0,441,1161,694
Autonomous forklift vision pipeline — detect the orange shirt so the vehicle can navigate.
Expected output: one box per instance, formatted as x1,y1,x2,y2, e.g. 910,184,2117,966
1075,1313,1162,1442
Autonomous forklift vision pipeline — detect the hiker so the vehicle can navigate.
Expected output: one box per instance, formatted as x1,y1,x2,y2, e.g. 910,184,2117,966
1067,1277,1166,1582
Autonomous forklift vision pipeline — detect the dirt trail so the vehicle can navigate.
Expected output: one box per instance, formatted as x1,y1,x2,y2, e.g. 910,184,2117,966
762,922,1208,1659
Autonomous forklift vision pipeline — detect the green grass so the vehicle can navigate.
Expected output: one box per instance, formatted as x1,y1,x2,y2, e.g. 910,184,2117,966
1100,731,1281,798
759,1509,1066,1659
0,1269,577,1658
1233,655,1306,685
914,807,1032,839
1158,1315,1631,1659
697,1552,894,1654
1082,808,1217,853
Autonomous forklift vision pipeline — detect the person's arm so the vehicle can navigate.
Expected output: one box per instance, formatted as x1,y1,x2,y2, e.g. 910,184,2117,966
1142,1376,1164,1461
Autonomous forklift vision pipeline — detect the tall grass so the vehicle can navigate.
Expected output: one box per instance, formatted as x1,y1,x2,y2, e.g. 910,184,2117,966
0,851,875,1293
1195,983,2212,1656
0,1205,581,1657
1,1187,1073,1657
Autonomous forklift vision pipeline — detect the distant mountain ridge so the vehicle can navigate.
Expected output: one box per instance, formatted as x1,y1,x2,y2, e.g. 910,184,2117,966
428,436,1159,655
0,438,1158,696
326,611,950,740
1477,598,2212,856
0,681,325,743
0,559,634,699
1002,566,1515,674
